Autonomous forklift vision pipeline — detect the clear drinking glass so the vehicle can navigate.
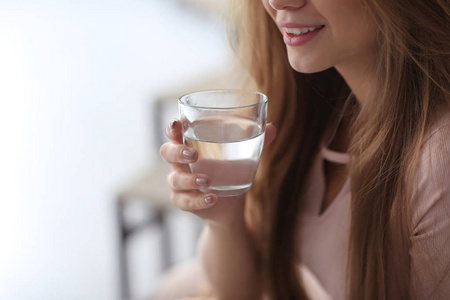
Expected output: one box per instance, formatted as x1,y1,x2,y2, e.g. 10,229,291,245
179,90,268,197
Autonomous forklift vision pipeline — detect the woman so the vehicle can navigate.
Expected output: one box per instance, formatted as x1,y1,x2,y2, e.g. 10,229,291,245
159,0,450,299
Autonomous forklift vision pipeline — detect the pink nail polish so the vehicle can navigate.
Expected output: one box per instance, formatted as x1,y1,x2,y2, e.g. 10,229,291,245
182,149,196,160
196,177,208,186
169,119,177,130
204,196,214,205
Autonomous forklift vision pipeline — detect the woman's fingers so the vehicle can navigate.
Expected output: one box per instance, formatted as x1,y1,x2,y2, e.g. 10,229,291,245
161,118,217,213
167,171,211,191
160,142,198,164
171,190,218,211
165,118,183,144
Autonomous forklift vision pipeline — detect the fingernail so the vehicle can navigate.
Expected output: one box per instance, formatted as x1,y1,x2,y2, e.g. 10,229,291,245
169,119,178,130
182,149,196,160
195,177,208,186
204,196,215,205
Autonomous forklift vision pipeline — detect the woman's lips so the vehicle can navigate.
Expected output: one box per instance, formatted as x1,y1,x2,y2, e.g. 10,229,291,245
281,25,325,47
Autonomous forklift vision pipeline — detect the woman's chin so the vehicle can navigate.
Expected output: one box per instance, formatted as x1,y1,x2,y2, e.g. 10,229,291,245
288,56,330,74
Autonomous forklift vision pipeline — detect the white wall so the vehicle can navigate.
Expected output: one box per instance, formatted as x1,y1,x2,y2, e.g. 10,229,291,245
0,1,229,299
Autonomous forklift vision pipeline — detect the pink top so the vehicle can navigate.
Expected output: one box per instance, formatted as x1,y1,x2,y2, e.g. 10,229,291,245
155,114,450,300
297,114,450,300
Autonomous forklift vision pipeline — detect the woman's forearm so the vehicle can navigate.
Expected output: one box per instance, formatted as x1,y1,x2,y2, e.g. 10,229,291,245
198,211,262,300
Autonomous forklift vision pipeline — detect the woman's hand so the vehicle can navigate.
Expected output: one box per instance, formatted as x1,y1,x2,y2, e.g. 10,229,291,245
160,118,276,299
159,119,277,225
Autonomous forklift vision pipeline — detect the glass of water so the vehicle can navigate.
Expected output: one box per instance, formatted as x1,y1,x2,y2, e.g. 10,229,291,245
178,90,268,197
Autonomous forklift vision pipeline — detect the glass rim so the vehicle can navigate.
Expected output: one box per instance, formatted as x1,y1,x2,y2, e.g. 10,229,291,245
178,89,268,110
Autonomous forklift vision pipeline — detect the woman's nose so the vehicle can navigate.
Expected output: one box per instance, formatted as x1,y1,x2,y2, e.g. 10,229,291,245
268,0,306,10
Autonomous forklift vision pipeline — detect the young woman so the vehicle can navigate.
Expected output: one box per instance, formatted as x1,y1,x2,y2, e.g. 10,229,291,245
159,0,450,299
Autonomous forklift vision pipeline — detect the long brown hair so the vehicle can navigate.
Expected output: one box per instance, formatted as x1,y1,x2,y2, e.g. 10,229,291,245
228,0,450,299
348,0,450,299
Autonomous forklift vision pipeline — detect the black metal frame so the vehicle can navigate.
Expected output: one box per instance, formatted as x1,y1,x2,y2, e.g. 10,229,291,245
116,195,172,300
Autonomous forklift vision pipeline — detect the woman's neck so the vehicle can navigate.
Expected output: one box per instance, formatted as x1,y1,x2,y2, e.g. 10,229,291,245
326,106,355,153
335,51,376,105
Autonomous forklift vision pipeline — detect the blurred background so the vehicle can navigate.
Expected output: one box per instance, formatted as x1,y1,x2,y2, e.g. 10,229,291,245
0,0,232,299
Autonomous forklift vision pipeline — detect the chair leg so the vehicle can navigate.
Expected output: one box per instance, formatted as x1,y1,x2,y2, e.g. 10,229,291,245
155,210,172,271
117,196,131,300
